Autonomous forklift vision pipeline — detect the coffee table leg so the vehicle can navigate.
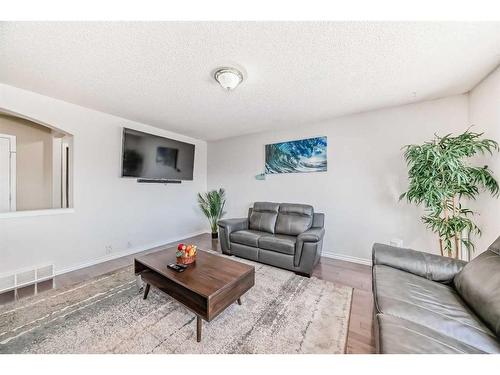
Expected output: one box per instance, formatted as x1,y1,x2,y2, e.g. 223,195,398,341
143,283,150,300
237,297,242,305
197,316,202,342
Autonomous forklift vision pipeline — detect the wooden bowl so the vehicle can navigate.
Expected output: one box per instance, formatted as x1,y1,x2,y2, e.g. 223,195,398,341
176,255,196,265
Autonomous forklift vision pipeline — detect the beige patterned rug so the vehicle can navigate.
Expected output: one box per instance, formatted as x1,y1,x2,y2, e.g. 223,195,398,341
0,256,352,354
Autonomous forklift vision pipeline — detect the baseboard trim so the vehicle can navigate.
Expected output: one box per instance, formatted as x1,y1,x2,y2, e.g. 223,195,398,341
321,251,372,266
55,230,207,276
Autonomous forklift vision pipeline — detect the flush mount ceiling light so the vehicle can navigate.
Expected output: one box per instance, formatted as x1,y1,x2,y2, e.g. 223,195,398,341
214,67,243,90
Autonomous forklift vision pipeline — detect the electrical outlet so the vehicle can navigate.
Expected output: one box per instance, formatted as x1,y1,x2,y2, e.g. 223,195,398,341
127,241,132,249
105,245,112,254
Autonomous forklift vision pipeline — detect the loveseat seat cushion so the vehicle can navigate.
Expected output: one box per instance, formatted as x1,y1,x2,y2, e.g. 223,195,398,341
376,314,487,354
259,234,296,255
454,245,500,338
230,230,266,248
373,264,500,353
275,203,313,236
249,202,280,234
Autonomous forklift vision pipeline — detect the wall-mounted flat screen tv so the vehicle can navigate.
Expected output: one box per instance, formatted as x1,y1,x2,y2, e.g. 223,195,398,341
121,128,195,180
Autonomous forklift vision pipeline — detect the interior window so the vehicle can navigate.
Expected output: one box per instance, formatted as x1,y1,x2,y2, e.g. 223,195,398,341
0,113,73,213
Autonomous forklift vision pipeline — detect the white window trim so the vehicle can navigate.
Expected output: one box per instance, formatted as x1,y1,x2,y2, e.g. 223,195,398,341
0,133,16,212
0,208,75,219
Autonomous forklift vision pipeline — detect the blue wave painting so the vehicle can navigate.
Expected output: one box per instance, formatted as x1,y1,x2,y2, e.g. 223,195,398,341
265,136,327,174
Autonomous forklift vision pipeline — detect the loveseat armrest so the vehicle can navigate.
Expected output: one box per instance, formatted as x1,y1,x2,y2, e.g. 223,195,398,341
217,218,249,255
372,243,467,283
218,218,248,232
297,227,325,243
295,227,325,268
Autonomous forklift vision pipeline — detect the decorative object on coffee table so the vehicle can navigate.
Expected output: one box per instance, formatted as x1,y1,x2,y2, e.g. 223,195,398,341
197,188,226,239
176,243,197,265
135,247,255,342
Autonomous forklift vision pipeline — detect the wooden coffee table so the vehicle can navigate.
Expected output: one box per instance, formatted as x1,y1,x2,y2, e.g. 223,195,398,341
134,247,255,342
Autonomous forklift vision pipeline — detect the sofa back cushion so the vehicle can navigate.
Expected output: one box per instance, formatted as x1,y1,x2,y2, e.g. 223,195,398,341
490,236,500,255
275,203,314,236
248,202,280,234
312,213,325,228
454,236,500,337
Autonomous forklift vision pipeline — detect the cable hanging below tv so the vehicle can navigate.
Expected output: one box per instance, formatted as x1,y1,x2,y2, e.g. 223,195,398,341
136,178,182,184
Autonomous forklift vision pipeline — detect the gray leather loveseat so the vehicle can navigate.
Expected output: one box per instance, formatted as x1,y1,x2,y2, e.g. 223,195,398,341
217,202,325,276
372,237,500,353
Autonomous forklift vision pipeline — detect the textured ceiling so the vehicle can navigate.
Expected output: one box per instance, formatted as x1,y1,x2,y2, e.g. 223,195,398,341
1,22,499,140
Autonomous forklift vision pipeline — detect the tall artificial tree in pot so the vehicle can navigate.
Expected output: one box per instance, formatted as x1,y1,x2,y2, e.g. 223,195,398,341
400,130,499,259
197,188,226,239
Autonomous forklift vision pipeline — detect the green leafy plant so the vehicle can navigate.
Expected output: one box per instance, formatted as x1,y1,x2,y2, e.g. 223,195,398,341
197,188,226,237
400,129,499,259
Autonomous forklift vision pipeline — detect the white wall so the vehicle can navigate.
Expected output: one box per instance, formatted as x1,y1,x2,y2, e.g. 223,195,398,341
0,84,208,275
1,77,497,274
469,66,500,254
208,95,476,262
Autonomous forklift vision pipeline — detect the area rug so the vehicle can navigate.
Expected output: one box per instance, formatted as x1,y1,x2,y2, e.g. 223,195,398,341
0,256,352,354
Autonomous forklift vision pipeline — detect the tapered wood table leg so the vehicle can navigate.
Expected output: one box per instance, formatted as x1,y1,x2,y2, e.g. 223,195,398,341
237,297,242,305
143,283,150,300
197,316,202,342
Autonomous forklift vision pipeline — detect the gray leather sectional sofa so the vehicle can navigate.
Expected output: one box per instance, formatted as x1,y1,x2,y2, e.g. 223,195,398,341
217,202,325,276
372,237,500,354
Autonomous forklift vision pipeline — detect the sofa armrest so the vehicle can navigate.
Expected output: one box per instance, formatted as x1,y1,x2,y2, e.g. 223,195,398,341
372,243,467,283
217,218,248,255
295,227,325,267
217,218,248,232
297,227,325,243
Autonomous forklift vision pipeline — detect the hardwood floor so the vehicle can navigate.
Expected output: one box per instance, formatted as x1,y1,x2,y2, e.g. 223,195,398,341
5,233,376,354
312,256,375,353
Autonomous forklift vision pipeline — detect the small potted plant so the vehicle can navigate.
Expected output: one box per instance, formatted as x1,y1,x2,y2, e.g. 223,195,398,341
197,188,226,239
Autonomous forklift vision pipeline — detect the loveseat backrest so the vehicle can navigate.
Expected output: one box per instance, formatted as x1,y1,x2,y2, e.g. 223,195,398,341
248,202,322,235
248,202,280,234
312,212,325,228
275,203,314,236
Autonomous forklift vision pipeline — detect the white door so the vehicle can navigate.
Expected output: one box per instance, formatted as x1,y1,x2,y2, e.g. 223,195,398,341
0,134,16,212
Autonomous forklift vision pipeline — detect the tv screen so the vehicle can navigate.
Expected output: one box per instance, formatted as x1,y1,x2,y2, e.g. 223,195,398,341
121,128,195,180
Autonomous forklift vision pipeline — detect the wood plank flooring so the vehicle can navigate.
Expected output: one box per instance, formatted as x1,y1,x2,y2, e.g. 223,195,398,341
3,233,376,354
312,256,375,353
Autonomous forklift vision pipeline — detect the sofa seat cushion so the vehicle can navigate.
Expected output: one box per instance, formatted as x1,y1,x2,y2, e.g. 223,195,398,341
259,234,296,255
230,230,266,248
231,242,259,261
373,265,500,353
376,314,487,354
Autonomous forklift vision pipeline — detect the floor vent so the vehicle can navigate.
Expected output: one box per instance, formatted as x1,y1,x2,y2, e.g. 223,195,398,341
0,264,55,295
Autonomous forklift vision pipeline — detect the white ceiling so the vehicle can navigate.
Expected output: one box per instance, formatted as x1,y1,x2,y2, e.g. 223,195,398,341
1,22,500,140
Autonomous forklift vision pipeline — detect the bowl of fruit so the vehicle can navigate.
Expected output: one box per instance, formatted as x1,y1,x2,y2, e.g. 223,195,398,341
176,243,197,265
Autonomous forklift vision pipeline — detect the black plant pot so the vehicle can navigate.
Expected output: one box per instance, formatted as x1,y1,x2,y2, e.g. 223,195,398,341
211,232,218,239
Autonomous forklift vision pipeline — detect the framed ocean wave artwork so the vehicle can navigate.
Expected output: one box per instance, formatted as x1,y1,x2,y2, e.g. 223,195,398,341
265,136,327,174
